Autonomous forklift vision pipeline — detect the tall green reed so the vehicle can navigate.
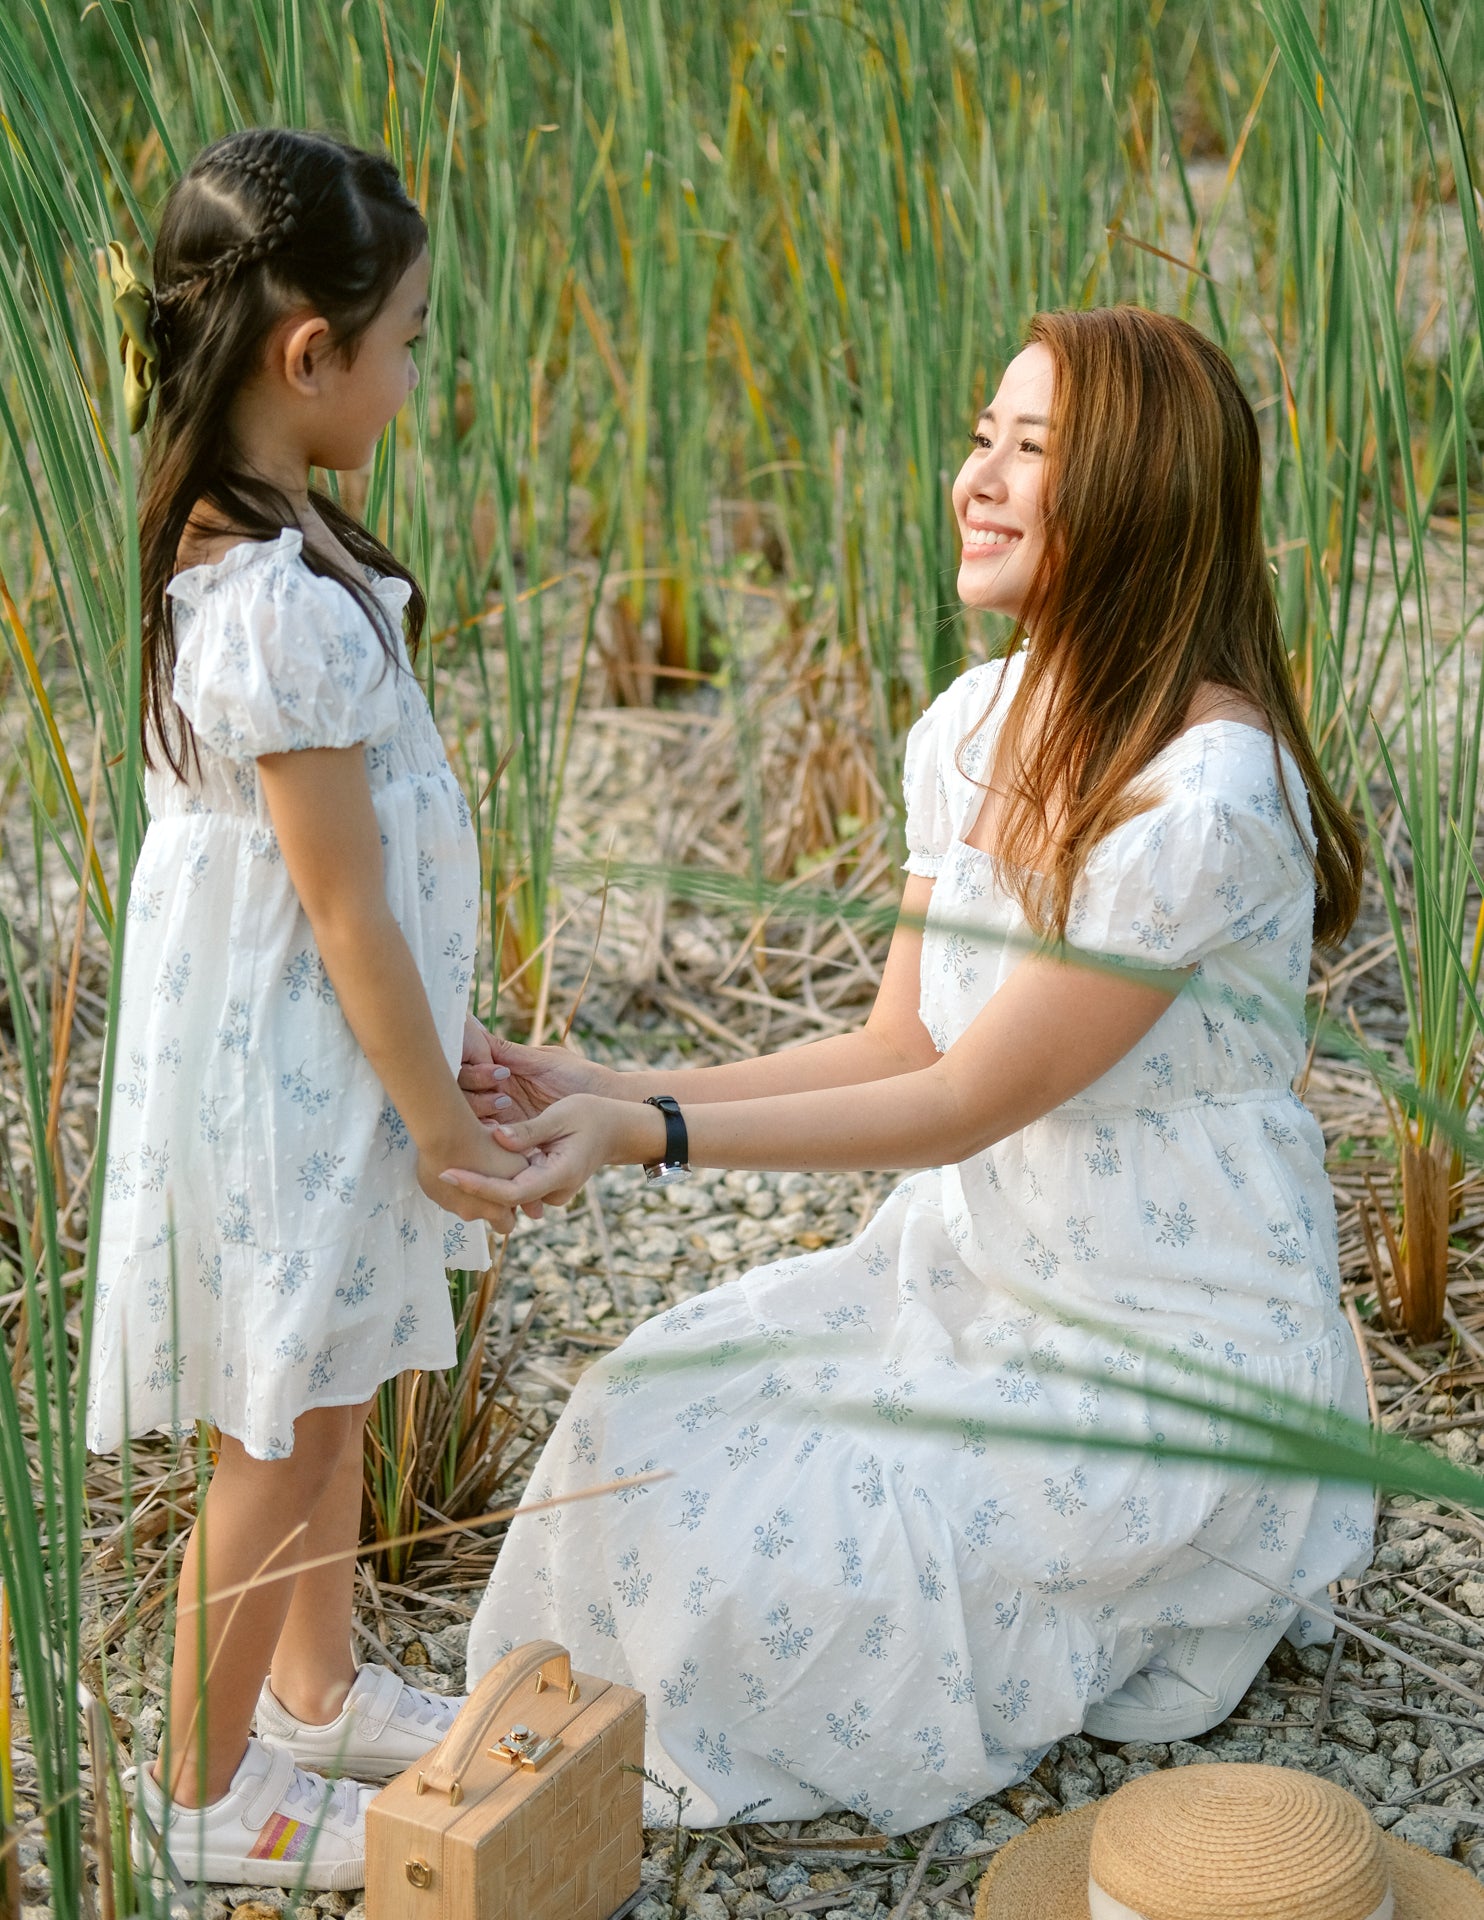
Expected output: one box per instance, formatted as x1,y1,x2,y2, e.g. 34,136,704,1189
1257,0,1484,1338
0,2,1481,1913
0,4,567,1897
0,220,146,1918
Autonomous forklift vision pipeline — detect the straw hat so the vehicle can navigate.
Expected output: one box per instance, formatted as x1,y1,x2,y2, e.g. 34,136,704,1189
974,1762,1484,1919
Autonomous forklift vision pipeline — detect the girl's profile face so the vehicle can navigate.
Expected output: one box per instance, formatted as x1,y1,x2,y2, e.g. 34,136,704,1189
952,343,1053,622
308,246,431,472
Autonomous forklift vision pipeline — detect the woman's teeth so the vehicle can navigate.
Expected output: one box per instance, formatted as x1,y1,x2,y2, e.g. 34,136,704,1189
962,528,1018,552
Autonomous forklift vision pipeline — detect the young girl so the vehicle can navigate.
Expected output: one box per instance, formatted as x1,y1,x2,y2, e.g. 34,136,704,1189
89,128,519,1889
452,308,1376,1835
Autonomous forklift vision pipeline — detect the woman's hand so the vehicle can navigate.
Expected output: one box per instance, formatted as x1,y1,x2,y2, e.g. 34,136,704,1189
458,1021,616,1126
459,1013,510,1121
440,1094,663,1211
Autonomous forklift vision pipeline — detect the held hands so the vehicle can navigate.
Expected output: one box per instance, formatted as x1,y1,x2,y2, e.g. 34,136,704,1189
416,1130,534,1235
405,1013,543,1231
441,1093,660,1212
458,1018,614,1127
453,1016,627,1217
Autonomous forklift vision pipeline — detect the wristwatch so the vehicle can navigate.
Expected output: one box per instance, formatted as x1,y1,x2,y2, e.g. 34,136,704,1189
643,1094,691,1187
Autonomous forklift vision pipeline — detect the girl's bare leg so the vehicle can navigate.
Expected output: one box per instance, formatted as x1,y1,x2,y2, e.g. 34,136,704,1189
267,1393,376,1725
155,1403,356,1808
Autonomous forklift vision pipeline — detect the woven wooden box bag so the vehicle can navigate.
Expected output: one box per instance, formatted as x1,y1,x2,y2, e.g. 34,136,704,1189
365,1639,645,1920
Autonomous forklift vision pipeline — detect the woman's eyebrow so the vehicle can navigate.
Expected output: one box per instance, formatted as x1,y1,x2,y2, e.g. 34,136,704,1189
978,406,1049,427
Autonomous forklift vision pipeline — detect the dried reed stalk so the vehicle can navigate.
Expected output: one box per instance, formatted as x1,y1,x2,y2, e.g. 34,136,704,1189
80,1689,113,1920
1398,1134,1453,1344
595,594,654,709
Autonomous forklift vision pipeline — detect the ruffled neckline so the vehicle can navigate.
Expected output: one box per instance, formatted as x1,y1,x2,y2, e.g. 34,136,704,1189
166,524,413,609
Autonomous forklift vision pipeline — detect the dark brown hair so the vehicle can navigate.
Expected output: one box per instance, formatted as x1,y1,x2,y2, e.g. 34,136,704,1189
964,305,1363,950
137,127,429,777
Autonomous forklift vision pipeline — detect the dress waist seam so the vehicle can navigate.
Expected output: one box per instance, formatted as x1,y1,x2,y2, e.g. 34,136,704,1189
1053,1085,1306,1118
146,770,455,824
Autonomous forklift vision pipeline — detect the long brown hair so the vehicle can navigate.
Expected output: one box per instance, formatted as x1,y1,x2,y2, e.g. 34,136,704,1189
136,127,430,778
964,305,1362,950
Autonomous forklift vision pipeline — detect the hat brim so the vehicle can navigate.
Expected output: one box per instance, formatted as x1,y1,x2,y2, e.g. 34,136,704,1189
973,1798,1484,1920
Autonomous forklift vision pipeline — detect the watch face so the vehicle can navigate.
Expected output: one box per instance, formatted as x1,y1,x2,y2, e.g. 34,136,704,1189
644,1162,692,1188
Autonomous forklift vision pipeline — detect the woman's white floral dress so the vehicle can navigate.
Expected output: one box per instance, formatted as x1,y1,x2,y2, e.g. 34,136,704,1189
88,527,488,1462
467,649,1373,1836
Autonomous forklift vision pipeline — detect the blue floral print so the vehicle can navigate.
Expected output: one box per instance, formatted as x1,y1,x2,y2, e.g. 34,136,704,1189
88,528,489,1462
467,650,1373,1837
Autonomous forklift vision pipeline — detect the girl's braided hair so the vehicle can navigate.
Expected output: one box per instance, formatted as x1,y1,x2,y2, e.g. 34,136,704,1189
138,127,429,780
154,149,303,310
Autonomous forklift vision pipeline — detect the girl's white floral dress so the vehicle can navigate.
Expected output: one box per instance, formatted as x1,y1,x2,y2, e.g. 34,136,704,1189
88,527,489,1462
468,649,1373,1836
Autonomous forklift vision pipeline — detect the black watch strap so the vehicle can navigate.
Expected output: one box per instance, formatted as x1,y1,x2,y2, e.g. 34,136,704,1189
643,1094,689,1168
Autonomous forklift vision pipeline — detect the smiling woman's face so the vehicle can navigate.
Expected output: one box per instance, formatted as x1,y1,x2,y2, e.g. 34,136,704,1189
952,343,1054,621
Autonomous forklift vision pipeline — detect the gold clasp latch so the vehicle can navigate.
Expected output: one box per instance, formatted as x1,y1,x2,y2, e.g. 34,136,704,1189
404,1857,433,1889
490,1723,563,1770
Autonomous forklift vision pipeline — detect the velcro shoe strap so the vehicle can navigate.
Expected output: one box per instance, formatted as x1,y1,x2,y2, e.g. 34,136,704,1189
239,1740,299,1831
351,1663,407,1742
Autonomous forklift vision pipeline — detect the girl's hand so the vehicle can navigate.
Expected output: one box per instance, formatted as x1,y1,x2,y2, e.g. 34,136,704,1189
417,1120,546,1232
416,1148,522,1234
441,1094,661,1211
458,1025,615,1126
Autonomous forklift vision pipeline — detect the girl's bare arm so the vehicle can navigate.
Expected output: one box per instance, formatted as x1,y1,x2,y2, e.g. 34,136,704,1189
256,745,525,1228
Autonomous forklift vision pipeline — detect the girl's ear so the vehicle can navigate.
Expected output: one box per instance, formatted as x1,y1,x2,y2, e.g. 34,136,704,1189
279,313,335,394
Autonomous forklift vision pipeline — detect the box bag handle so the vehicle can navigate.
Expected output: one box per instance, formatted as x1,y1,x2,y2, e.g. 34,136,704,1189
416,1639,576,1804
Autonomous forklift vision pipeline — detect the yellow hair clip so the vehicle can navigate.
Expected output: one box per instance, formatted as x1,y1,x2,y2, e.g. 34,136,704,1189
106,240,159,435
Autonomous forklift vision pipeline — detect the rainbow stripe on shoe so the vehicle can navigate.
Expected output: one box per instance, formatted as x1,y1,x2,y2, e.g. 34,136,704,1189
249,1813,314,1863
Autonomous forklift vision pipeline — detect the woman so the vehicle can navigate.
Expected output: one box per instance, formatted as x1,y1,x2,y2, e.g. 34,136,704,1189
453,306,1373,1834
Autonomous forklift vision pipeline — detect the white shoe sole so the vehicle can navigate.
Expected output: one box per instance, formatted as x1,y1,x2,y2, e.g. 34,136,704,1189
133,1849,368,1893
131,1778,368,1890
1082,1688,1233,1742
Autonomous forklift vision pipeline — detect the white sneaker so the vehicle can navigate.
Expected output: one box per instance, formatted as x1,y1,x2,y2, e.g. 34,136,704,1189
130,1735,375,1890
254,1663,462,1784
1082,1624,1285,1743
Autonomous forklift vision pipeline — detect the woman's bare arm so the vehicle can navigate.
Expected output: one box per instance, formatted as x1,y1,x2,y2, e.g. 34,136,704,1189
460,874,942,1120
447,941,1189,1206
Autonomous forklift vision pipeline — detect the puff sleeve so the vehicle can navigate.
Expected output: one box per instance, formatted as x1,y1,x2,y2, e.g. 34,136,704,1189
1067,771,1316,972
901,686,958,878
901,655,1027,877
169,531,403,762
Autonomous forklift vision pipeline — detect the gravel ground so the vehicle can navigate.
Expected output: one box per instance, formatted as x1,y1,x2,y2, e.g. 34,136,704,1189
21,1158,1484,1917
40,1160,1484,1920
